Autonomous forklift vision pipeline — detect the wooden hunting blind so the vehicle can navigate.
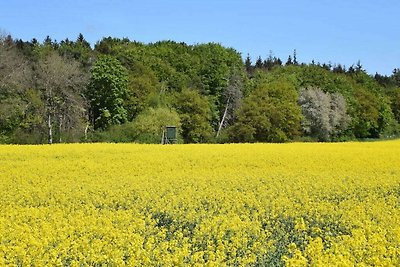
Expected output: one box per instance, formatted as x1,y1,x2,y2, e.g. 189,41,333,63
162,126,177,144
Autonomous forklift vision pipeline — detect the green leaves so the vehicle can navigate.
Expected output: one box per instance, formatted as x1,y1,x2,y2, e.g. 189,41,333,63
173,89,214,143
230,80,302,143
87,55,129,130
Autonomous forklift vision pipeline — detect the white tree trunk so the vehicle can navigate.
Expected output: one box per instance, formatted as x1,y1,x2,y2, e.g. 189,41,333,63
59,114,63,143
84,123,89,140
216,97,230,138
48,113,53,144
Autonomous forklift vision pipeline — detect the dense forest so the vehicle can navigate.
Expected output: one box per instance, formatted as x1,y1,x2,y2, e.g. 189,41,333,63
1,33,399,144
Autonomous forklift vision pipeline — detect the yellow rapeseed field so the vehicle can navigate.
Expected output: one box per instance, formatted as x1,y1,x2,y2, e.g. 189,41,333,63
0,141,399,266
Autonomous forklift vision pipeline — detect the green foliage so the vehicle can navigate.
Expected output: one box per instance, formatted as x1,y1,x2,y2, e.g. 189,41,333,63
124,61,159,120
0,97,25,142
192,43,244,128
1,33,400,144
392,69,400,87
130,107,181,143
58,34,92,67
87,55,129,130
90,107,181,143
300,65,353,95
351,87,392,138
172,89,214,143
229,80,302,142
386,87,400,123
252,65,397,140
93,38,245,127
0,91,46,144
88,123,135,143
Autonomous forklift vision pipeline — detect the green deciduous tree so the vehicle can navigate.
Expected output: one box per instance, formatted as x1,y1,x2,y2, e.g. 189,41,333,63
351,87,388,138
173,88,214,143
130,107,181,143
91,107,181,143
87,55,129,130
122,59,159,121
387,87,400,123
229,80,302,142
350,72,396,138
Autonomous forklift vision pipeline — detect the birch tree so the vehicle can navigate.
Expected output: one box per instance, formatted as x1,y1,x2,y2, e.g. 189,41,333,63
36,51,88,143
216,72,243,137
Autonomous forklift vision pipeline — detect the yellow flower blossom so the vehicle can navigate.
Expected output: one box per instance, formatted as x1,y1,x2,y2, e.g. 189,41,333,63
0,140,399,265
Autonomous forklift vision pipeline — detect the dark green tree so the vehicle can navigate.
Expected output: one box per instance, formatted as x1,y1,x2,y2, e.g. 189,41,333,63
293,49,298,65
392,69,400,87
387,87,400,123
229,80,302,142
255,56,263,69
274,57,283,66
355,60,363,73
124,62,159,121
285,55,293,66
172,88,213,143
244,54,252,74
58,34,93,67
263,52,274,70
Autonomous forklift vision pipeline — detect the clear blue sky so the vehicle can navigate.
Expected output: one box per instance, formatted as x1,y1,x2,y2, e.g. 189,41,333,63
1,0,399,75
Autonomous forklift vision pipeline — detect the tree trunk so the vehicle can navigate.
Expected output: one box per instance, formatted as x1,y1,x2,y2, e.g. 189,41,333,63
48,113,53,144
216,97,230,138
59,114,63,143
84,123,89,140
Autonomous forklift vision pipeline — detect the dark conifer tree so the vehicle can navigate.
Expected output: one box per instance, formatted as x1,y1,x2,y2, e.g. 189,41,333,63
244,54,252,73
286,55,293,65
44,35,52,46
347,65,355,74
374,73,391,87
356,60,363,72
76,33,91,48
264,53,274,70
293,49,298,65
333,64,345,74
392,68,400,87
322,63,331,71
275,57,283,66
255,56,263,69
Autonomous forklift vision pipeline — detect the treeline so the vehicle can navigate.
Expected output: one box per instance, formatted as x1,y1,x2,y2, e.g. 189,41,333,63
0,33,399,144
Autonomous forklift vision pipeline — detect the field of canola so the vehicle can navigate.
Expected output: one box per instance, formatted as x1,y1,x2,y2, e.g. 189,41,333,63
0,141,399,266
